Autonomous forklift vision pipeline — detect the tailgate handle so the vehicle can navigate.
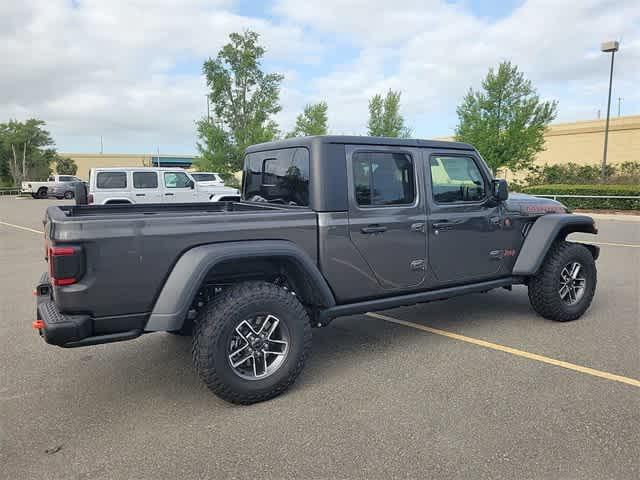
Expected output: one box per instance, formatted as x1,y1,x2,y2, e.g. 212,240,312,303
361,225,387,234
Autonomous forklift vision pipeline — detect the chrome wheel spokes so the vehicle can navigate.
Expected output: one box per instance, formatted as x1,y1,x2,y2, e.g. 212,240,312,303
227,314,290,380
559,262,586,305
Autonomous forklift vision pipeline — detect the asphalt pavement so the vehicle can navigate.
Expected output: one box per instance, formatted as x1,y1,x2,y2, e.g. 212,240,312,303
1,198,638,480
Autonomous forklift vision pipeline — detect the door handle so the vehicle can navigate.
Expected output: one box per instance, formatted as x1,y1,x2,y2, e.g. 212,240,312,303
432,222,453,230
165,193,174,196
361,225,387,234
135,193,146,197
410,222,425,232
432,220,462,231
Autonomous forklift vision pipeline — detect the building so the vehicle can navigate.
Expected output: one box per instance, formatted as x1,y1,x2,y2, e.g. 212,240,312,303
58,153,197,180
534,114,639,167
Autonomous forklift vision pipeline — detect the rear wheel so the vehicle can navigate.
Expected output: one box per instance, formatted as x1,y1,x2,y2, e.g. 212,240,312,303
64,191,74,199
192,281,311,404
37,187,47,199
528,241,596,321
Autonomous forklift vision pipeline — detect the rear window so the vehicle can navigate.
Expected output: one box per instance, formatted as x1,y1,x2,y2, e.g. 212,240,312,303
97,171,127,189
243,148,310,206
133,172,158,189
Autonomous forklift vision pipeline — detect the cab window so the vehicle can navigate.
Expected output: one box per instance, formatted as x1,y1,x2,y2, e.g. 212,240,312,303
352,151,415,206
164,172,191,188
429,156,485,203
133,172,158,189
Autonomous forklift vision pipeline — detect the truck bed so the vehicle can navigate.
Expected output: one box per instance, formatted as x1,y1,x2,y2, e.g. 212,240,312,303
45,201,318,322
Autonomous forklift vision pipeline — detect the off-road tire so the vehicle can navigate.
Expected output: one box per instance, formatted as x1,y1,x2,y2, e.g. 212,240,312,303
528,241,596,321
192,281,312,404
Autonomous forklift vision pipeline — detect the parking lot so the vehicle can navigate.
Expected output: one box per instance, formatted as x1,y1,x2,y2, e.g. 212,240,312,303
1,197,638,479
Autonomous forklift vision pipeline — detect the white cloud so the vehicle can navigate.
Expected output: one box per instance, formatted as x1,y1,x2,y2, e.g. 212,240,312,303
0,0,322,152
277,0,640,136
1,0,638,151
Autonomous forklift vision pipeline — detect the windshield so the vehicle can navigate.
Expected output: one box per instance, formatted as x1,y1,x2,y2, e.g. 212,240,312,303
191,173,218,182
242,147,310,206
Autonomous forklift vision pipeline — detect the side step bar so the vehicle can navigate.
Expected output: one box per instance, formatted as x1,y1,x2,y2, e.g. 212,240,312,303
317,277,519,326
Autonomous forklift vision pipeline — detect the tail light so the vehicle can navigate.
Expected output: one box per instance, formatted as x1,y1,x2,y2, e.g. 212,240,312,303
88,193,94,204
48,246,84,286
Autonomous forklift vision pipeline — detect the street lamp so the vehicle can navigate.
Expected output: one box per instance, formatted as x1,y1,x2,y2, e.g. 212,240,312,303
600,40,619,181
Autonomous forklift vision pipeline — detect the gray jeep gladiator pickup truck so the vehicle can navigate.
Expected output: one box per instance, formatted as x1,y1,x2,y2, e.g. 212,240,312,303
34,136,599,404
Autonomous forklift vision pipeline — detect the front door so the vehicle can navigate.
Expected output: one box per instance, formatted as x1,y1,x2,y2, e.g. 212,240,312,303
347,146,426,290
162,171,196,203
426,152,507,285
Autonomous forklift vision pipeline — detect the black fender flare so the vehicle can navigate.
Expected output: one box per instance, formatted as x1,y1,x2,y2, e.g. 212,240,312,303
144,240,336,331
512,214,598,276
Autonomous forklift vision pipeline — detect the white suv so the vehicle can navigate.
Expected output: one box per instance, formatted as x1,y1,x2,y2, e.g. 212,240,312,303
88,167,239,205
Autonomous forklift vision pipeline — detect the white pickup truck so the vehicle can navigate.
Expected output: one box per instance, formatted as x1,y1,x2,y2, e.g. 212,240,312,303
88,167,240,204
21,175,83,199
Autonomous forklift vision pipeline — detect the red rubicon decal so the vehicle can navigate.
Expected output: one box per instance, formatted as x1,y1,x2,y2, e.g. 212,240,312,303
526,204,565,213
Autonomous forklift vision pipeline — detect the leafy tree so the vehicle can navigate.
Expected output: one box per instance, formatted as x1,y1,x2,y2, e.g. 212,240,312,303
196,30,283,178
55,156,78,175
455,61,557,174
286,102,328,137
367,90,411,138
0,119,55,184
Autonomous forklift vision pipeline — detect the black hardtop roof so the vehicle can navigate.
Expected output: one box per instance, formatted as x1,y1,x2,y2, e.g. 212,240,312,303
245,135,475,153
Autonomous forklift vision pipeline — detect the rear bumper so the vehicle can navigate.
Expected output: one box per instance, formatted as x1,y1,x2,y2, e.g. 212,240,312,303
34,273,141,348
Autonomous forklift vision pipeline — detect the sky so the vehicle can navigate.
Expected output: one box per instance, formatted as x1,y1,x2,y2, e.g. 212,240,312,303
1,0,639,154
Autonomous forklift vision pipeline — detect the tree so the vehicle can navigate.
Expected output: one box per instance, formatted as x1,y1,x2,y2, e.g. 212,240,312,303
196,30,283,178
55,156,77,175
0,119,55,184
455,61,558,174
286,102,328,137
367,90,411,138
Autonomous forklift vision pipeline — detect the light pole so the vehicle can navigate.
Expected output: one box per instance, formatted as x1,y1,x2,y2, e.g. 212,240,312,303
600,40,619,181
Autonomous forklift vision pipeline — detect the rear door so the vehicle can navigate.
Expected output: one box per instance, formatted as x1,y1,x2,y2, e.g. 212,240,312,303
132,171,161,203
347,145,427,290
425,151,505,284
162,171,196,202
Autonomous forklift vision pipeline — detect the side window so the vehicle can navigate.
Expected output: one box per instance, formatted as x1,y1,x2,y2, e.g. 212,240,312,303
133,172,158,189
164,171,191,188
430,156,486,203
352,151,415,206
96,171,127,189
58,176,74,182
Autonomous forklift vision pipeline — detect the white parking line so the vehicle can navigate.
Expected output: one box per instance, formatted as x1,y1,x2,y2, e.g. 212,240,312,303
0,221,43,235
366,312,640,388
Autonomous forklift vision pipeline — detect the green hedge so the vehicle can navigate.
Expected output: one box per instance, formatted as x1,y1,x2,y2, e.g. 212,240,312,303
521,184,640,210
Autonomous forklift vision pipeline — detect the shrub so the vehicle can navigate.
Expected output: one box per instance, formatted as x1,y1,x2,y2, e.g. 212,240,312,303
522,184,640,210
525,161,640,186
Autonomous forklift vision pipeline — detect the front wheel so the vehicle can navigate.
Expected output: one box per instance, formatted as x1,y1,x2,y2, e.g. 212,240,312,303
528,241,597,321
192,281,312,404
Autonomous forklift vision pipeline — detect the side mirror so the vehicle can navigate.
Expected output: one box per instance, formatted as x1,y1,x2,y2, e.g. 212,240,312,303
492,179,509,202
188,180,195,189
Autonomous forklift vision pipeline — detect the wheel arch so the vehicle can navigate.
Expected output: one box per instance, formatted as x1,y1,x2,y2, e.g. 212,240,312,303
513,214,598,276
145,241,336,332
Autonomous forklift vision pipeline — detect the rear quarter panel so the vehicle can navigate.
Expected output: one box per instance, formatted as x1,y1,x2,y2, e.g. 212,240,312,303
46,208,318,318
